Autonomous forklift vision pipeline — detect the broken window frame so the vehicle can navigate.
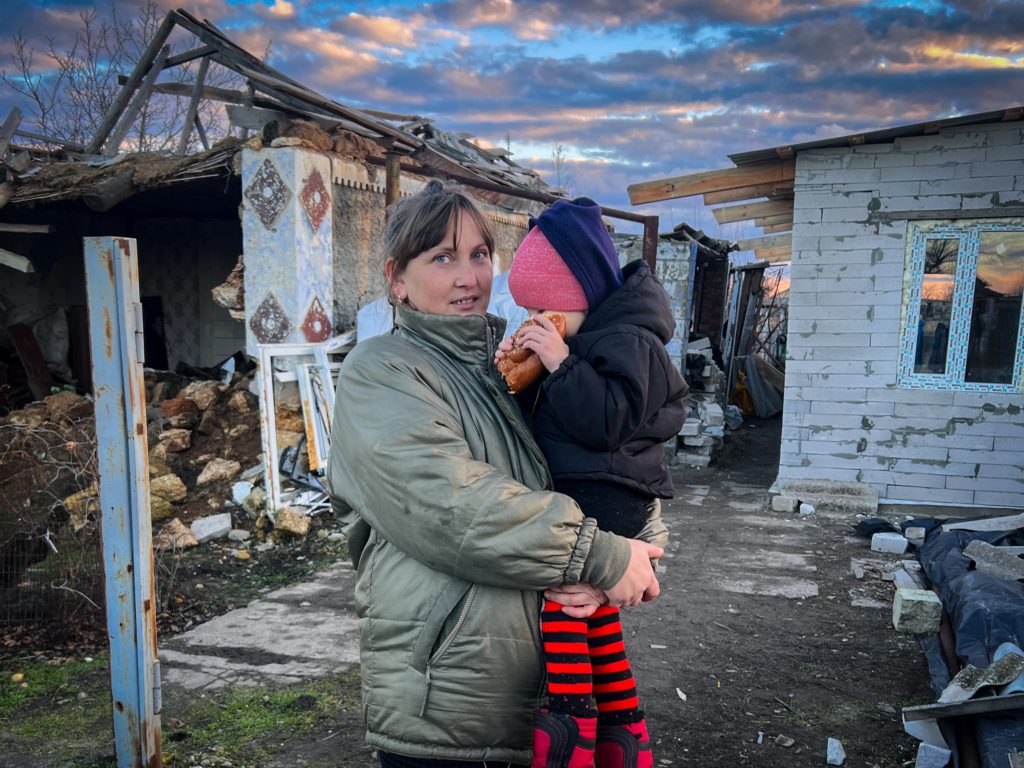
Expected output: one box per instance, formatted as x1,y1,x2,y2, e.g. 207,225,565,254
898,218,1024,393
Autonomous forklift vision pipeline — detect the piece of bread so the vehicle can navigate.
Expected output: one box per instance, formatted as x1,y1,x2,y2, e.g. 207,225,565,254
497,313,567,394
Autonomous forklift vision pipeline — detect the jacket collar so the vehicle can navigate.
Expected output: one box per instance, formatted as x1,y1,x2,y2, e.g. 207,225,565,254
394,304,507,367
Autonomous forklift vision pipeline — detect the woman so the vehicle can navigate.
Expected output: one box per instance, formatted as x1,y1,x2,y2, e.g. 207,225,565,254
328,180,663,766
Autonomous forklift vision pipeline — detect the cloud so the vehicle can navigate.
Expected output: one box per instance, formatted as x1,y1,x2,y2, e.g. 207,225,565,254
265,0,297,20
330,12,424,49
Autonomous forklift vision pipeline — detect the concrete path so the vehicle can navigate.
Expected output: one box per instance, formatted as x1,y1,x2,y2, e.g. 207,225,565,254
160,563,360,690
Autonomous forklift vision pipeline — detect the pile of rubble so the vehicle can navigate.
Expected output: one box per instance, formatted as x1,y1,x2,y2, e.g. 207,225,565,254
674,337,734,469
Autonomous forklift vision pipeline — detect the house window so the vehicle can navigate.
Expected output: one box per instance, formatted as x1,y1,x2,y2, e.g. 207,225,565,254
899,219,1024,393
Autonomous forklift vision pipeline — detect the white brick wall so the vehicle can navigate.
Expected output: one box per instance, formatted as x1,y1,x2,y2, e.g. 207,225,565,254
777,121,1024,507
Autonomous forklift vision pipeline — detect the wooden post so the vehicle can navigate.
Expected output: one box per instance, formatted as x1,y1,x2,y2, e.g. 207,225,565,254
86,12,176,154
642,216,659,269
103,45,172,157
385,152,401,214
0,107,22,157
176,56,210,155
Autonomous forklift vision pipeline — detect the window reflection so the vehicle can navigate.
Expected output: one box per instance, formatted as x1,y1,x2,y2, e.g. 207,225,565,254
965,231,1024,384
915,238,958,375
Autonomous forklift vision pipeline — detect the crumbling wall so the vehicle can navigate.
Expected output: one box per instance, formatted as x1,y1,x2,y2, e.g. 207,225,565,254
779,120,1024,507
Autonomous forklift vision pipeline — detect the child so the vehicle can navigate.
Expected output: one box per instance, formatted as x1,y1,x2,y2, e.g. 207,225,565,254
496,198,688,768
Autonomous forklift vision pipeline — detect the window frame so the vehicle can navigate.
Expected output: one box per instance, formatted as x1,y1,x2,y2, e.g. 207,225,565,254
898,218,1024,393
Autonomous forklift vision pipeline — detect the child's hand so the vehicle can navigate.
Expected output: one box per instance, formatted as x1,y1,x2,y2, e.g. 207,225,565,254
493,336,514,367
544,583,607,619
516,314,569,372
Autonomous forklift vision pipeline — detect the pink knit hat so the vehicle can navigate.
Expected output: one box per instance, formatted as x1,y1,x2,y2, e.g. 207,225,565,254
508,227,588,311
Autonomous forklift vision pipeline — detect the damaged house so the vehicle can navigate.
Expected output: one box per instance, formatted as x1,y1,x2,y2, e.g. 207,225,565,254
630,106,1024,509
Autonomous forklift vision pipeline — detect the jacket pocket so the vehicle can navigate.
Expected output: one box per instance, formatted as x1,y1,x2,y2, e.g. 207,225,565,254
409,579,478,716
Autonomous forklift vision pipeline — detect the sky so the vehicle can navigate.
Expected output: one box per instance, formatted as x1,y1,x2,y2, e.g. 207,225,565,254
2,0,1024,239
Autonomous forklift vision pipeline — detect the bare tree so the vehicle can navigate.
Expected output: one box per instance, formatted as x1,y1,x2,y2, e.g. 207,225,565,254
2,0,239,153
552,143,576,197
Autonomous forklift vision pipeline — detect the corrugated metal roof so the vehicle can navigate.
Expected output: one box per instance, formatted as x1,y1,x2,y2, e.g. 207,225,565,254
728,105,1024,166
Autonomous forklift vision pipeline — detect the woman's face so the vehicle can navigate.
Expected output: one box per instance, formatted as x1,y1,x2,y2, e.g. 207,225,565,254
392,212,493,316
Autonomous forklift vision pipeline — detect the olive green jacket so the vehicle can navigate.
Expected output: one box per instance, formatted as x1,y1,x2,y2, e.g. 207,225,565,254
328,306,633,763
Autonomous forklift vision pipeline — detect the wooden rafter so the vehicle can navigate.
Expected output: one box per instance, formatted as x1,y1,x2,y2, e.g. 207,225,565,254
702,180,794,205
736,233,792,252
713,198,793,225
761,222,792,234
627,159,794,205
754,213,793,227
754,245,792,263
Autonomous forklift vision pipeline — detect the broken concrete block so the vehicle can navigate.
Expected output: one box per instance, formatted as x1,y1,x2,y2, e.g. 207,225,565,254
275,506,311,537
162,396,199,429
778,480,879,515
703,425,725,438
799,503,816,516
232,481,254,506
242,487,267,518
871,532,908,554
698,402,725,427
196,408,218,436
905,526,926,547
892,588,942,634
683,434,712,447
963,540,1024,582
63,484,99,531
158,428,192,452
191,512,233,542
679,419,701,437
150,473,187,502
771,495,799,513
228,529,251,542
197,458,242,486
154,518,198,550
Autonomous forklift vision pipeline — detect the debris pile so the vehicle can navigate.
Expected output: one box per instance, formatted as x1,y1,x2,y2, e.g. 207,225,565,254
845,512,1024,768
674,337,730,468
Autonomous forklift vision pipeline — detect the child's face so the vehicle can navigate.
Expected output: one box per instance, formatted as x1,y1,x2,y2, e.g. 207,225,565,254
526,308,587,337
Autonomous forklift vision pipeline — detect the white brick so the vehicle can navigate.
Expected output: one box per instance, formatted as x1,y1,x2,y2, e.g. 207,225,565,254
802,346,887,361
892,588,941,634
873,152,917,168
986,144,1024,161
913,148,988,166
880,165,959,182
901,433,994,450
858,470,946,489
896,133,982,151
890,459,978,476
777,465,862,482
869,181,922,196
948,448,1023,464
993,435,1024,451
811,169,881,184
973,490,1024,506
872,532,909,554
810,400,895,416
979,463,1024,479
853,144,896,154
867,388,954,405
920,176,1016,195
960,421,1024,437
972,160,1024,177
947,476,1023,493
961,194,1004,209
886,485,974,504
820,206,873,223
870,333,901,347
893,402,969,419
882,194,964,211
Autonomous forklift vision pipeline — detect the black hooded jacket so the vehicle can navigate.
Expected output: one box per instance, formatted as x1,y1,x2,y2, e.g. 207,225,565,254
524,260,688,499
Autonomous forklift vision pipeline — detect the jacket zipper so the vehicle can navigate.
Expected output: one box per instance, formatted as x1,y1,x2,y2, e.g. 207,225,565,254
421,584,478,716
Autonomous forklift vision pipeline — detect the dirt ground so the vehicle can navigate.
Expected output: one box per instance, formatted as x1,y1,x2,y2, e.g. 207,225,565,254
237,414,937,768
1,414,941,767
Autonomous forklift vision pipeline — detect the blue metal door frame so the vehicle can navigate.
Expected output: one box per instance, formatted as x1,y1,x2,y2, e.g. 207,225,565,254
84,236,162,767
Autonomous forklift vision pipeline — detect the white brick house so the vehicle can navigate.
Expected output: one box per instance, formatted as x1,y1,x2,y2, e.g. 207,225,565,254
630,107,1024,507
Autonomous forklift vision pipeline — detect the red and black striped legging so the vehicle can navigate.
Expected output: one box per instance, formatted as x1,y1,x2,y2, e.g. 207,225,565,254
541,600,641,724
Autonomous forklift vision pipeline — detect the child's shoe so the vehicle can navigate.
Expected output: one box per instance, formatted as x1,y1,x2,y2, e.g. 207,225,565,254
531,709,597,768
594,719,652,768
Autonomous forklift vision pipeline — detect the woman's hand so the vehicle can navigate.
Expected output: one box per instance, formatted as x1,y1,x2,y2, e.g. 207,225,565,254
515,314,569,372
604,539,663,608
544,583,607,619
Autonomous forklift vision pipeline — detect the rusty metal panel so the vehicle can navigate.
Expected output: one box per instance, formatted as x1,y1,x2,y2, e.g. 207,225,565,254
83,236,162,768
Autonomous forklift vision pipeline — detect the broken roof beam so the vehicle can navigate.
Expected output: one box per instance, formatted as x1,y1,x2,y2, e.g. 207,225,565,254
0,107,23,158
177,56,211,154
103,45,172,156
0,247,33,272
627,159,794,205
754,213,793,228
87,11,176,154
713,198,793,225
761,222,792,234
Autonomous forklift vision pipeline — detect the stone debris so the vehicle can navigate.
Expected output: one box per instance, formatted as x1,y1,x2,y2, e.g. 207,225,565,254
673,338,728,469
774,734,795,748
799,502,815,516
242,487,267,518
62,484,99,531
43,390,93,422
232,481,255,506
197,458,242,486
150,473,188,502
190,512,233,543
158,428,192,452
149,495,174,522
162,396,199,429
154,518,199,550
275,506,312,537
228,390,254,413
963,540,1024,582
228,529,252,542
778,479,879,515
182,380,222,412
915,743,952,768
892,588,942,634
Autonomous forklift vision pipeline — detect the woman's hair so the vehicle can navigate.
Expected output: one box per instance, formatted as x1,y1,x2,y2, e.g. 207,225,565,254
384,179,495,302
